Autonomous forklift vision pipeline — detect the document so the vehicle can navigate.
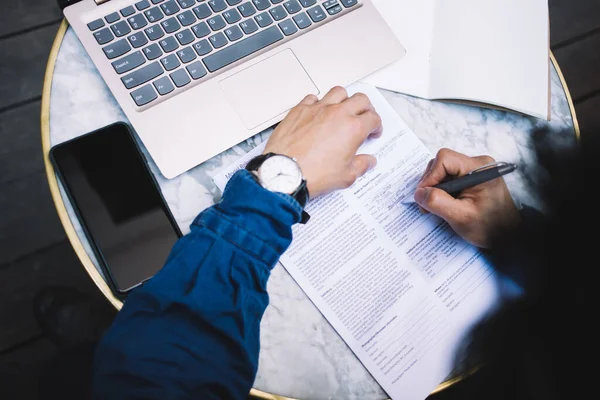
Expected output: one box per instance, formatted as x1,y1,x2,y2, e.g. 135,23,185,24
363,0,550,120
213,83,500,400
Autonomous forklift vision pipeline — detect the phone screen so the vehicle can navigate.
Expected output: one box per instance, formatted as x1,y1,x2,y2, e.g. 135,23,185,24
51,123,181,294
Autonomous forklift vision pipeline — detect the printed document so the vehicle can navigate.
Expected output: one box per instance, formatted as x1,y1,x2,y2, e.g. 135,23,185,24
213,83,501,400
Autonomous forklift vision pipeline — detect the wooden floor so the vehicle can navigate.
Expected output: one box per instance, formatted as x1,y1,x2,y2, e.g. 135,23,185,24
0,0,599,398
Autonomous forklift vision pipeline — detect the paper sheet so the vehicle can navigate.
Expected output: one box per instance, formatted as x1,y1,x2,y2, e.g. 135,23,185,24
213,83,500,399
363,0,550,119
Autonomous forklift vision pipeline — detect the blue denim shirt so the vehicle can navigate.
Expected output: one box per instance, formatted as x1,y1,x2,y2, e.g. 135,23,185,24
92,170,302,399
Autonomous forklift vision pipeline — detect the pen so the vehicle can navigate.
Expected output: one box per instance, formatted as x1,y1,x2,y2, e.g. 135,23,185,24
402,162,518,204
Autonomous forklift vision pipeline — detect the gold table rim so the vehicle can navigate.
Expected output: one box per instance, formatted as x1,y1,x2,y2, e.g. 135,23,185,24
41,20,580,400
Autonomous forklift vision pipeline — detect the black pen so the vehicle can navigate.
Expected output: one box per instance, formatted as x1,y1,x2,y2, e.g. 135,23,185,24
402,162,518,204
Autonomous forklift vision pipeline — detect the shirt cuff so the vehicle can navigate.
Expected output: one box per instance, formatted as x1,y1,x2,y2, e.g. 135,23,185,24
193,170,302,267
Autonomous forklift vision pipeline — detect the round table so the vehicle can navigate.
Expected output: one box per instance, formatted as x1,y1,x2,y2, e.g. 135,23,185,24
42,20,579,400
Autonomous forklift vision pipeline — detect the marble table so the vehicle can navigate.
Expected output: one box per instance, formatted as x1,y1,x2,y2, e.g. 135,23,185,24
42,20,578,400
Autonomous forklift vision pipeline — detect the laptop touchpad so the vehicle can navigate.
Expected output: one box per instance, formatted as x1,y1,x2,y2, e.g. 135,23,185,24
219,49,319,130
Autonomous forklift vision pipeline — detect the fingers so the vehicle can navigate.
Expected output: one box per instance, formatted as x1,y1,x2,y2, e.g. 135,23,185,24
343,92,374,115
321,86,348,105
355,110,383,142
418,148,472,189
352,154,377,179
414,187,472,224
299,93,318,105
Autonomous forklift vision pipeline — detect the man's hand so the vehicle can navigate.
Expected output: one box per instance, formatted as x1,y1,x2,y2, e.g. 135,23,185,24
414,149,521,248
264,87,383,198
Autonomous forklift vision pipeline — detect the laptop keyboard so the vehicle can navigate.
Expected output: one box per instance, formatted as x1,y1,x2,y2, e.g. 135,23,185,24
87,0,360,107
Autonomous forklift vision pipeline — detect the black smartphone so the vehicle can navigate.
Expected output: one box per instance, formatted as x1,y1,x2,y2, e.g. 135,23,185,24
50,122,182,298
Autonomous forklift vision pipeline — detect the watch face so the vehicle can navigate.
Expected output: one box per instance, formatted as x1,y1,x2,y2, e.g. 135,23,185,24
257,155,303,194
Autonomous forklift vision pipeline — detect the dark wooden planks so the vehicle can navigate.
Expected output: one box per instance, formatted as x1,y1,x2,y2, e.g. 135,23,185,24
553,31,600,102
0,0,62,38
0,101,46,185
575,94,600,138
549,0,600,46
0,338,57,400
0,240,114,352
0,23,60,110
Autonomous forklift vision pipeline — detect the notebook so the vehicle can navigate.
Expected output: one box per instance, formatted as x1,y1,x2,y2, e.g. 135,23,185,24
213,83,514,399
363,0,550,120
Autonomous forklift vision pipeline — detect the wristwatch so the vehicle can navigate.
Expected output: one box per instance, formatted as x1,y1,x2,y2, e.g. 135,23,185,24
246,153,310,223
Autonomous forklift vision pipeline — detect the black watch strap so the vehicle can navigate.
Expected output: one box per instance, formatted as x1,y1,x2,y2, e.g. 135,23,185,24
246,153,311,224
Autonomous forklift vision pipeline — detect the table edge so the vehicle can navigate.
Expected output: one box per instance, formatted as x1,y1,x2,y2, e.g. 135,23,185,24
40,19,579,400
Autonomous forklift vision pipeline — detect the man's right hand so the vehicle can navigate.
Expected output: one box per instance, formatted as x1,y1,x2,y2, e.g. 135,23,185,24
414,149,521,248
264,86,383,199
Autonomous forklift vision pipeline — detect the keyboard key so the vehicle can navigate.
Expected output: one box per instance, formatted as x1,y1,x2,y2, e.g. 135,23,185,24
192,21,211,37
94,28,114,44
240,19,259,34
203,26,283,72
225,25,243,41
161,0,180,15
255,12,273,27
87,19,105,31
152,0,165,4
327,5,342,14
103,39,131,59
226,0,243,5
271,0,284,3
177,46,197,63
121,6,136,16
122,61,164,88
193,4,212,19
159,36,179,52
322,0,338,8
209,0,228,12
307,5,326,22
208,32,228,48
136,0,151,10
187,61,208,79
128,31,149,47
154,76,175,95
293,11,311,29
208,15,226,31
269,5,287,21
252,0,270,11
112,51,146,74
223,9,242,24
131,84,158,106
145,7,164,22
111,20,132,37
177,10,196,26
278,18,297,36
128,14,148,29
161,17,181,33
238,2,256,17
284,0,301,14
160,54,181,70
193,39,213,55
175,29,195,44
176,0,195,8
299,0,316,6
145,24,165,40
340,0,357,7
105,12,120,23
170,69,191,87
143,43,164,59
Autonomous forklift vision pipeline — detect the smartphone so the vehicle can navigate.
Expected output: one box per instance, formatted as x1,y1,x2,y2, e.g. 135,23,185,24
50,122,182,297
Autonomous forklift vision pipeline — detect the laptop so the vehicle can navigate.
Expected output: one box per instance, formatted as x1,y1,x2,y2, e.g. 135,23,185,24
63,0,406,179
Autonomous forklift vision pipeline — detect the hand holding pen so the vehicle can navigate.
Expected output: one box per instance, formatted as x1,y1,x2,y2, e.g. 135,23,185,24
407,149,521,249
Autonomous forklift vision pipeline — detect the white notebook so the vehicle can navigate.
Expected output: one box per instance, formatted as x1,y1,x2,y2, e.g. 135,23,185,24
363,0,550,120
213,83,513,399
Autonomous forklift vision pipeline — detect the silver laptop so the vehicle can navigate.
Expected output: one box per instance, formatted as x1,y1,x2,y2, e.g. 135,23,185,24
64,0,405,179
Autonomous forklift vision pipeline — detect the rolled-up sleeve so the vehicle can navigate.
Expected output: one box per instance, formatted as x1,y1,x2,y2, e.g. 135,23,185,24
92,170,302,400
